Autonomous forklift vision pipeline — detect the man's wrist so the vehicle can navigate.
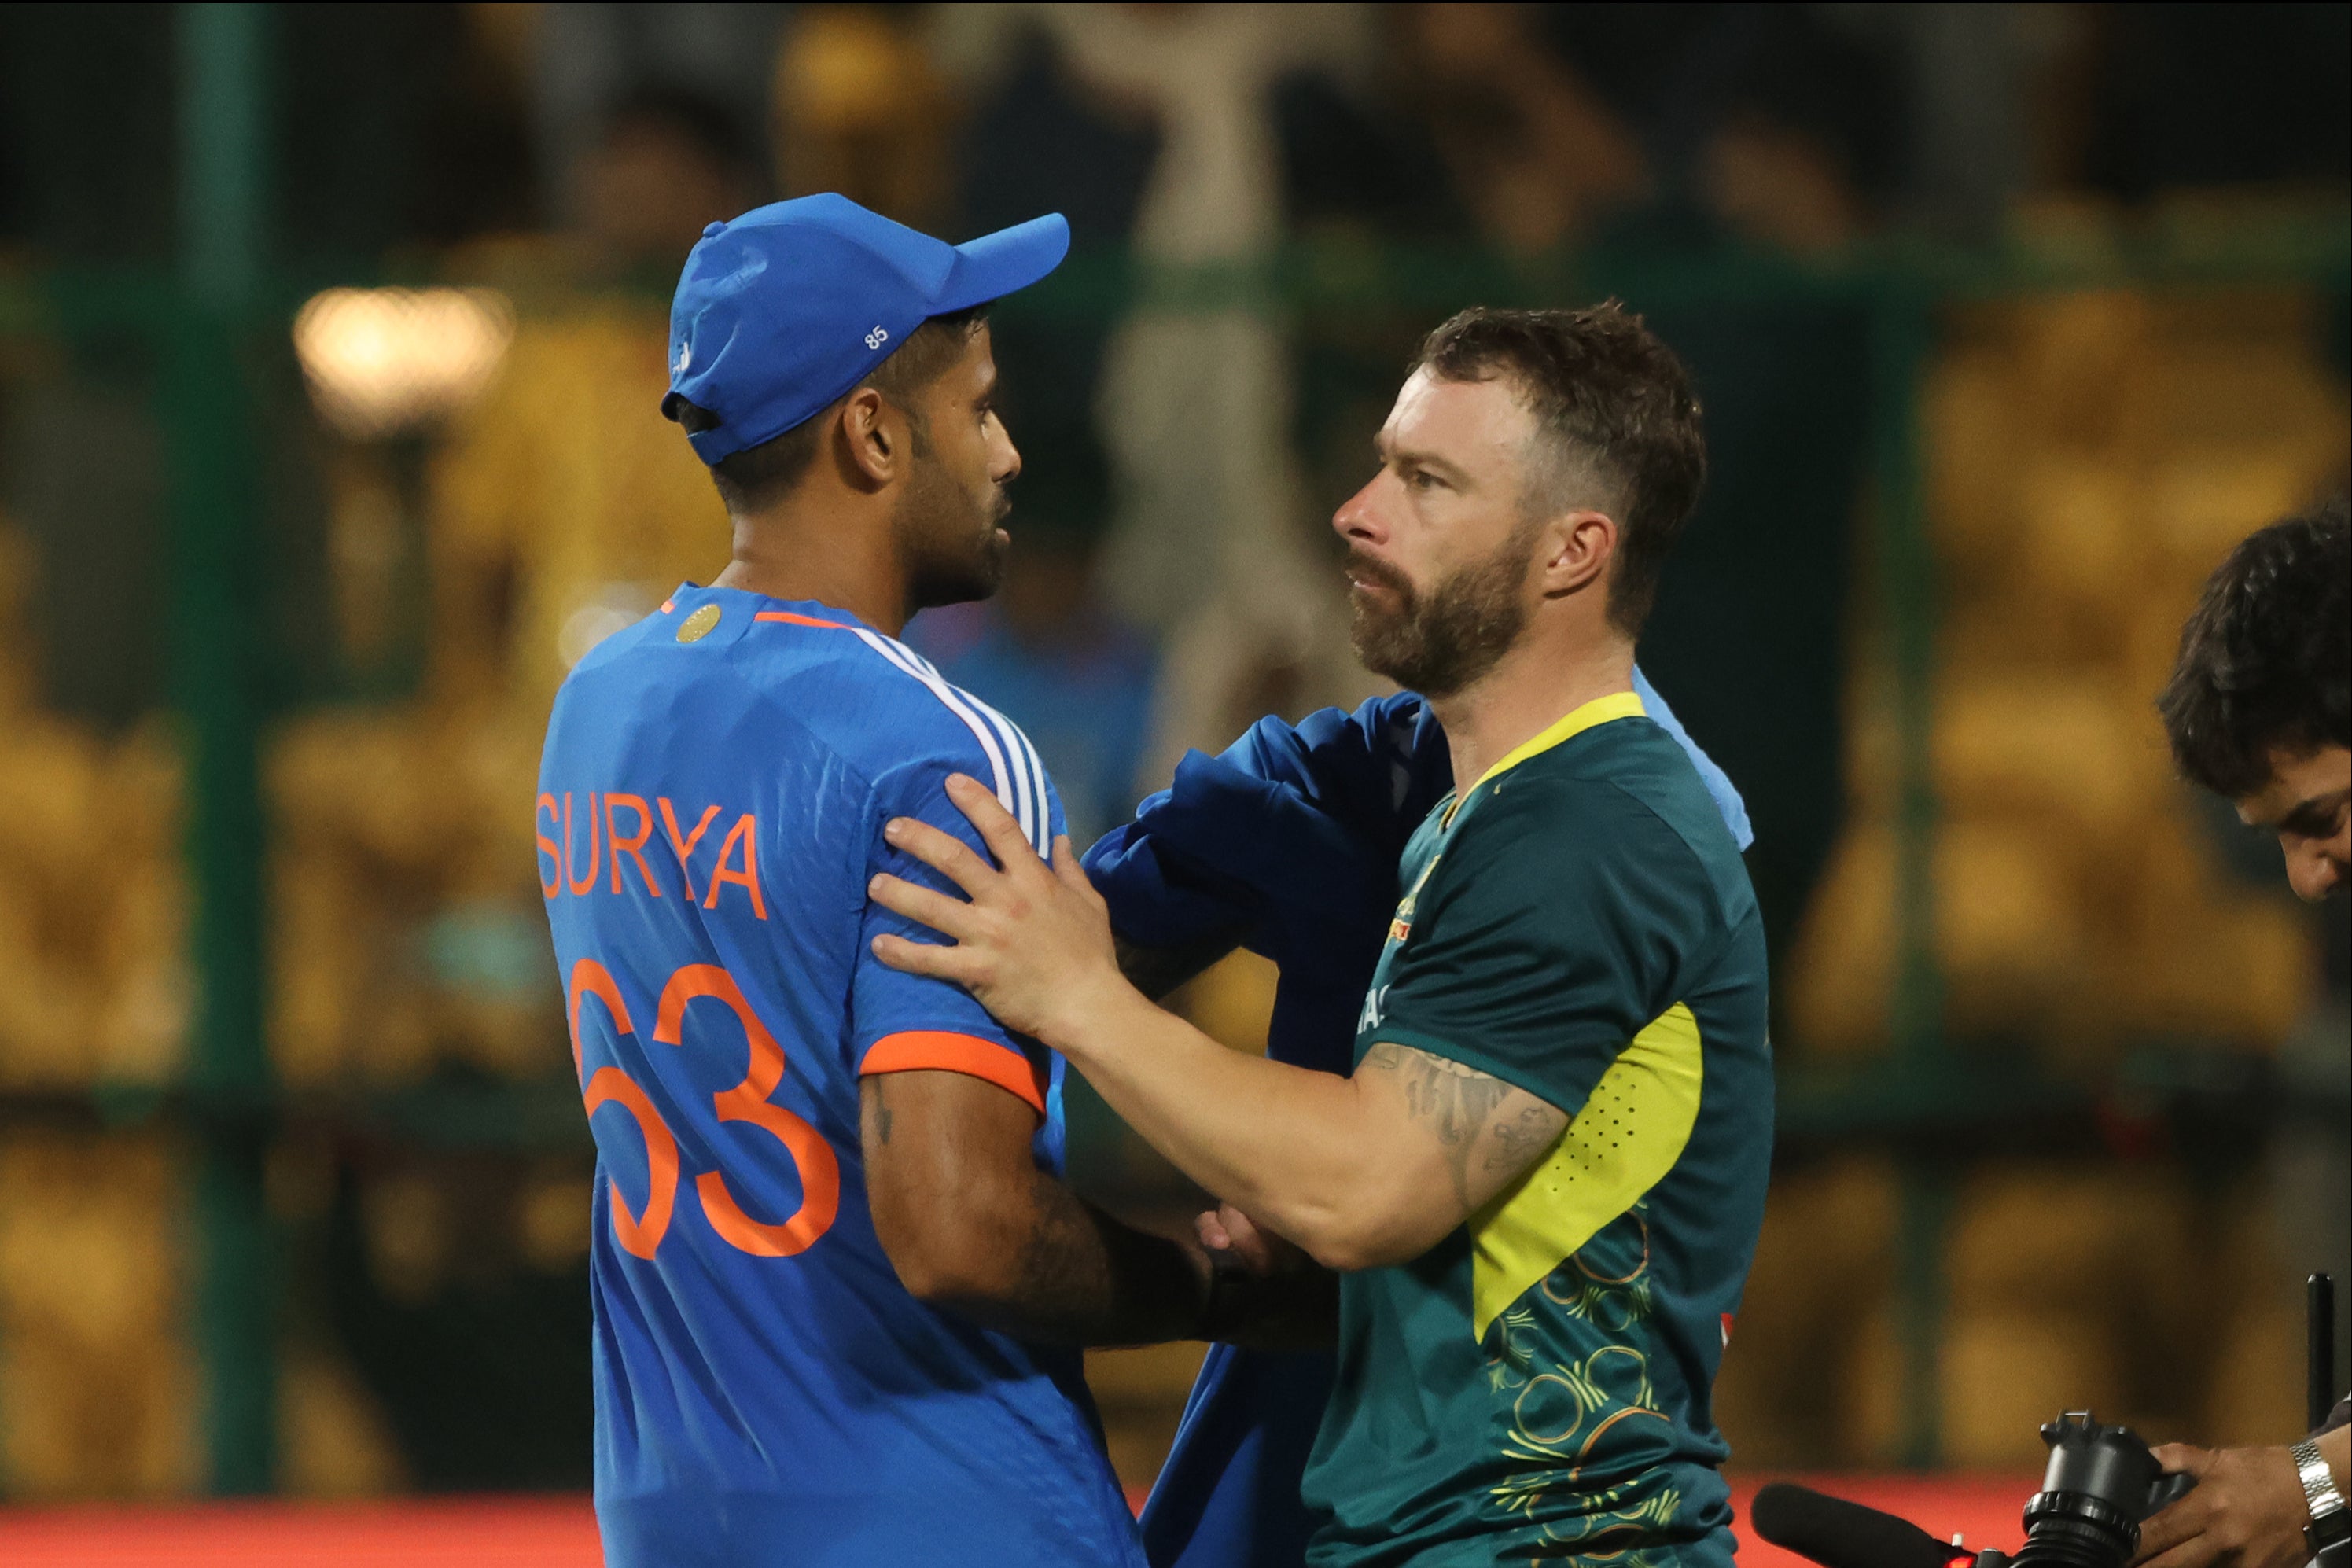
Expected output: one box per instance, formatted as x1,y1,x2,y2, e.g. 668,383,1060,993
2320,1424,2351,1493
2296,1437,2352,1551
1198,1253,1253,1343
1040,971,1150,1061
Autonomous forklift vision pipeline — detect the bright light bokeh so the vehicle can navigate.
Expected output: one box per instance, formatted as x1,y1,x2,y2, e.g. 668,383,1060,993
293,288,515,439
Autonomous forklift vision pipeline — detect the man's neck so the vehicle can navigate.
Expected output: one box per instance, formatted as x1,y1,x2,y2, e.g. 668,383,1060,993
712,502,909,635
1428,631,1636,794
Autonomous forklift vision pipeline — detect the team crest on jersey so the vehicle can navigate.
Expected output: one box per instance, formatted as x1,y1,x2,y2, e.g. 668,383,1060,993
1387,855,1443,946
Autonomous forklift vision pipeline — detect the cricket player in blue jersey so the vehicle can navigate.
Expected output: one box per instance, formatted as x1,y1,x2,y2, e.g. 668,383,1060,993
536,195,1271,1567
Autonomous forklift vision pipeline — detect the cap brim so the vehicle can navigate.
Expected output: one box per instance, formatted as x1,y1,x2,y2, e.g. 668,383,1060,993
934,213,1070,313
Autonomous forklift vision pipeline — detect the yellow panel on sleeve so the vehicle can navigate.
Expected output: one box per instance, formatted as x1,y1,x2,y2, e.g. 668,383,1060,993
1468,1003,1703,1342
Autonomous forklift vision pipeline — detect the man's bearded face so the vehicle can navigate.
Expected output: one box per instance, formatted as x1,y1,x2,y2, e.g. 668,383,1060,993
1347,521,1535,698
895,416,1011,610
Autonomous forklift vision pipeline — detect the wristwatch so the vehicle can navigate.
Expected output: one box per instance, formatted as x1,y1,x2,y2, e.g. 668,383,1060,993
2295,1438,2351,1555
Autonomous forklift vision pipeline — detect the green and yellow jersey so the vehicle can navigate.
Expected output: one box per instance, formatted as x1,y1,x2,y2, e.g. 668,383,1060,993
1304,692,1773,1567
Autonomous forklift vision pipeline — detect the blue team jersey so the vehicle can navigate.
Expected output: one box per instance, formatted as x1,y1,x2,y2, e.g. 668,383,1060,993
536,583,1142,1568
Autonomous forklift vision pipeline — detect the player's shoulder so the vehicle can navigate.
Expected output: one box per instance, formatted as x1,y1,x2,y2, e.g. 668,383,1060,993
730,604,1057,848
1522,717,1740,852
1455,719,1755,932
554,588,898,760
559,587,1055,843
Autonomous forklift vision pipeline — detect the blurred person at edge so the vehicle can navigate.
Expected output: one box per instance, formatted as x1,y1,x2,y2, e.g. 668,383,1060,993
2141,500,2351,1568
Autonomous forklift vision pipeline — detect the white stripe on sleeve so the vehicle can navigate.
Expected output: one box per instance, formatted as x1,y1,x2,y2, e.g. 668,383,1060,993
972,701,1038,852
906,647,1049,857
851,628,1021,833
1006,712,1055,854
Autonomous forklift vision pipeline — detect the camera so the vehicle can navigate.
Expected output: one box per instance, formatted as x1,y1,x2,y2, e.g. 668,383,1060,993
1971,1412,2197,1566
1751,1411,2194,1568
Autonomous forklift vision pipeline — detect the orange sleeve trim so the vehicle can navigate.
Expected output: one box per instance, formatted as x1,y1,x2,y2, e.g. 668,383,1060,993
860,1031,1046,1115
754,610,851,629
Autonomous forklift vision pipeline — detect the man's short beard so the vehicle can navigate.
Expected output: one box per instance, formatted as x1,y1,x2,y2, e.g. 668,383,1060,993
1349,522,1534,698
894,423,1010,610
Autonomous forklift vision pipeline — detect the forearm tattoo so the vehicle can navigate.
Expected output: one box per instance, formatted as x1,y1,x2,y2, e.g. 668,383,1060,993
1360,1043,1566,1207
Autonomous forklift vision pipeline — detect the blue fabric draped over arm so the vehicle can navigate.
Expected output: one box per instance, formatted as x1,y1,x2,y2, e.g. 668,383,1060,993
1080,674,1749,1568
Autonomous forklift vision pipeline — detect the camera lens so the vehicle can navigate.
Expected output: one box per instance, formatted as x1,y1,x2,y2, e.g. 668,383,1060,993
2006,1413,2161,1567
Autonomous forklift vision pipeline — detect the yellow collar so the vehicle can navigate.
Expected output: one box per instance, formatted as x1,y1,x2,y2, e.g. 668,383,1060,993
1445,690,1646,826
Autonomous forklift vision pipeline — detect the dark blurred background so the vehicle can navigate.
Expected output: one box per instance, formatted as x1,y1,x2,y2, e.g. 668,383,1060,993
0,0,2344,1511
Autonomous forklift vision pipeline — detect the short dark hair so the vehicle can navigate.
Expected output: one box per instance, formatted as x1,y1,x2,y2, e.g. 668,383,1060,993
2158,497,2350,797
1412,303,1706,637
672,307,988,513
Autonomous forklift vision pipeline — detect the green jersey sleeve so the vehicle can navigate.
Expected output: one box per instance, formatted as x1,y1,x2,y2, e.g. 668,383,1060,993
1369,773,1723,1117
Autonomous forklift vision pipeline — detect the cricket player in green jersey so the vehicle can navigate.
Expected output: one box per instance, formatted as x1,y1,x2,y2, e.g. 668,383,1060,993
870,304,1774,1566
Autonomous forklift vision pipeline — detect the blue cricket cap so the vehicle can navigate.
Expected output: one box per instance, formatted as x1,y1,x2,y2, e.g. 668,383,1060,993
661,193,1070,465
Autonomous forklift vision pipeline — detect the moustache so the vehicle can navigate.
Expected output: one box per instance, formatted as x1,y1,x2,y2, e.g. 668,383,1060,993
1345,550,1414,602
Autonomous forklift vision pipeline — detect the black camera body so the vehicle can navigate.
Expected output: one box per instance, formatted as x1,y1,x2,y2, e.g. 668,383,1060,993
1750,1412,2193,1568
1967,1412,2196,1568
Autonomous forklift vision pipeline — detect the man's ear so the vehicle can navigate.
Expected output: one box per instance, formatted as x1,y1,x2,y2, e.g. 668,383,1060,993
835,387,902,491
1537,510,1617,599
